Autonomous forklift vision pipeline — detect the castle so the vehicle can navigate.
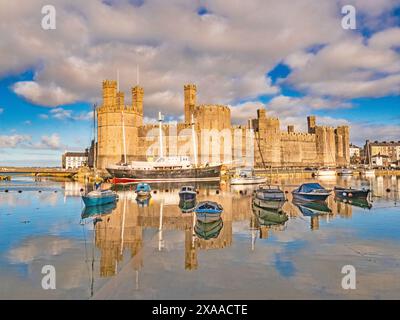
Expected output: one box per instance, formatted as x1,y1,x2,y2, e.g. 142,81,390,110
96,80,350,169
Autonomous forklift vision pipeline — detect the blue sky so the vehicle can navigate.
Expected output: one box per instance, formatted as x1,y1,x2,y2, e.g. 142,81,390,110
0,0,399,166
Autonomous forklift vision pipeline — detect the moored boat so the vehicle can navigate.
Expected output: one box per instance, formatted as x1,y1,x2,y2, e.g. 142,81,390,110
230,168,266,185
292,183,331,201
179,185,196,201
194,217,223,240
107,156,222,183
334,186,370,199
253,185,286,210
135,183,151,197
338,168,353,176
179,198,196,213
314,167,336,177
82,189,118,207
362,168,375,177
194,201,223,220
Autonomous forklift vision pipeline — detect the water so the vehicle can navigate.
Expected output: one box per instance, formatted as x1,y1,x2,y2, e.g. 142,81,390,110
0,175,399,299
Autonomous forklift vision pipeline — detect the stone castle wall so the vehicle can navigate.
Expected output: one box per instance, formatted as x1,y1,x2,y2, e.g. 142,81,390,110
96,79,350,169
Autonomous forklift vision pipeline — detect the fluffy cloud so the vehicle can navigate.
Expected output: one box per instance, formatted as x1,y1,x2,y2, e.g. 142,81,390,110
0,133,64,150
49,108,93,121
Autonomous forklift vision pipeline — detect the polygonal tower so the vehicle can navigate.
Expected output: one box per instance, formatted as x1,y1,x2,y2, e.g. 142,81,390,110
184,84,197,123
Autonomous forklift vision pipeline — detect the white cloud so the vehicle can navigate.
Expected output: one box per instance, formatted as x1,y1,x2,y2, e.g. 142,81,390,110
48,108,93,121
0,133,64,150
0,134,32,148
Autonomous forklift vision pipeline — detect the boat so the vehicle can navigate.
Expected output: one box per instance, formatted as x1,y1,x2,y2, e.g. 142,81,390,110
334,186,370,198
334,196,372,209
136,196,151,207
314,167,336,177
179,198,196,213
108,157,222,183
292,183,331,201
338,168,353,176
252,204,288,226
362,168,375,177
179,186,197,201
230,168,266,185
81,189,118,207
194,217,223,240
252,185,286,210
81,202,117,219
135,183,151,197
293,199,331,216
194,201,223,220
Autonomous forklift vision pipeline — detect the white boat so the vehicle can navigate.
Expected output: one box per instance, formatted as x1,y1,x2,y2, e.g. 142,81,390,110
338,168,353,176
314,167,336,177
362,169,375,177
230,168,266,185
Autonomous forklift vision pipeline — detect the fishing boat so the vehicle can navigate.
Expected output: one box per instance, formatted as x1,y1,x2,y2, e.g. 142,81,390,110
293,199,331,216
179,186,197,201
334,186,370,198
230,168,266,185
82,189,118,207
81,202,117,219
194,217,223,240
338,168,353,176
292,183,331,201
334,196,372,209
252,185,286,210
314,167,336,177
135,183,151,197
179,198,196,213
252,204,288,226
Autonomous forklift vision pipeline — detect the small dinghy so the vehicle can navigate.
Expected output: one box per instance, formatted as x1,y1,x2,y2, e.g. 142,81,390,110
334,186,370,199
194,201,223,220
179,186,197,201
135,183,151,197
230,168,266,185
292,183,331,202
253,185,286,210
338,168,353,176
82,189,118,207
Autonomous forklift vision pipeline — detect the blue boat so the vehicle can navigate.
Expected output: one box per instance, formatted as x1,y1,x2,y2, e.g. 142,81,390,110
292,183,331,201
194,201,223,220
135,183,151,197
82,189,118,207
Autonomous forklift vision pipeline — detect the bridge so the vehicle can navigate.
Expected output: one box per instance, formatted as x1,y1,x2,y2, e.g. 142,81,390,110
0,167,78,177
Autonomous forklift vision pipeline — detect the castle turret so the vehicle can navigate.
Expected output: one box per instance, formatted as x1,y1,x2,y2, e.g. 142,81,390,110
132,86,144,115
184,84,197,123
102,80,117,107
307,115,316,134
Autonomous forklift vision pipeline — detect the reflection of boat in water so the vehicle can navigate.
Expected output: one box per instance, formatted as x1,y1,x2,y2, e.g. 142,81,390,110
81,202,117,219
179,198,196,213
252,202,288,226
292,183,331,201
194,217,223,240
252,185,285,210
136,195,151,207
334,186,370,199
82,189,118,207
335,196,372,209
293,199,331,216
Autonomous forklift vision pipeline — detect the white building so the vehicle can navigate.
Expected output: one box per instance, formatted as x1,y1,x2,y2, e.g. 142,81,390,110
349,144,361,158
62,151,88,169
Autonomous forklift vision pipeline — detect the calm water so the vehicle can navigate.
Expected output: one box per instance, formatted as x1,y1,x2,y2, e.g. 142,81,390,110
0,174,399,299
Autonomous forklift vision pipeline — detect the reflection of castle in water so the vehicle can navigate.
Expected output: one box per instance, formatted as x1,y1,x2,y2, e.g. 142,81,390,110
93,189,253,275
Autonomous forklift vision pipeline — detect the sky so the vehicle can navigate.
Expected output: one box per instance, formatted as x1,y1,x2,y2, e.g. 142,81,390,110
0,0,399,166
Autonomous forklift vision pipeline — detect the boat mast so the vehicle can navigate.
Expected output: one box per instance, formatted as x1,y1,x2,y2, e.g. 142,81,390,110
118,71,127,164
93,103,97,171
191,113,198,167
158,112,164,158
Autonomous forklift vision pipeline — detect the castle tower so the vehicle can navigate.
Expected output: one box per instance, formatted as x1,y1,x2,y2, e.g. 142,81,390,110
184,84,197,123
307,116,316,134
97,80,140,169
